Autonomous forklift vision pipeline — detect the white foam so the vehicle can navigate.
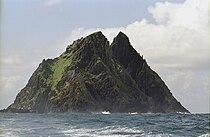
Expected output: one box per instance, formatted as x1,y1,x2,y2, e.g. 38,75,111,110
176,112,190,115
61,126,144,136
0,132,18,137
198,134,209,137
101,111,111,115
141,133,175,137
90,111,111,115
128,112,138,115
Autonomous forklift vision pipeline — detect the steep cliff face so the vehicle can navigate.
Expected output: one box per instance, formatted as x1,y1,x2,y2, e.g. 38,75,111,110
111,32,188,113
4,31,189,113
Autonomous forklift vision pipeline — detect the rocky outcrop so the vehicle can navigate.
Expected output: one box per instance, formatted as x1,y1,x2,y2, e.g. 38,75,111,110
3,31,189,113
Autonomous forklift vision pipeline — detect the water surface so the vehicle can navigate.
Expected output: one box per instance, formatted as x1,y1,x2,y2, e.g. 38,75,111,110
0,112,209,137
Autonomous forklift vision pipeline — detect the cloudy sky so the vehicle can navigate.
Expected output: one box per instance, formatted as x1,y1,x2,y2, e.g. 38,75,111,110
0,0,209,113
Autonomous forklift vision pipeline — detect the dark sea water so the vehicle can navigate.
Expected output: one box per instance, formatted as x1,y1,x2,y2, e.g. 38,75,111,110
0,112,209,137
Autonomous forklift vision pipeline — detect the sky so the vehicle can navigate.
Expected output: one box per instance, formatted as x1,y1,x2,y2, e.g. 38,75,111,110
0,0,209,113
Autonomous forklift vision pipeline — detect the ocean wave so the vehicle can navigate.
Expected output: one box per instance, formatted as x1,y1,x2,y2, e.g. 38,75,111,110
61,126,144,136
198,134,209,137
61,126,180,137
0,113,208,136
0,132,18,137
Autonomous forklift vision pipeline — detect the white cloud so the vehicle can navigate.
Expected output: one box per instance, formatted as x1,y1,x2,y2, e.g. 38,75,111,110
68,0,210,113
0,54,36,109
148,0,209,29
164,70,209,113
0,75,26,109
44,0,62,6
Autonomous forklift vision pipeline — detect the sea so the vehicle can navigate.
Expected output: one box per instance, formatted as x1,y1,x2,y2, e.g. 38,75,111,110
0,112,209,137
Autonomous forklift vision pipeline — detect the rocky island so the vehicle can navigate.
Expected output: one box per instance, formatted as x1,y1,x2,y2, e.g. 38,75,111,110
2,32,189,113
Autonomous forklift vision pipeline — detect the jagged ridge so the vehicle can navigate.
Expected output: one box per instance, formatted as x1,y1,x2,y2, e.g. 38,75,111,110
2,31,189,113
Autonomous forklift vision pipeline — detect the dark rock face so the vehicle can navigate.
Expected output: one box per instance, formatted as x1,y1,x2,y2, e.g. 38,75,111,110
111,32,188,113
4,31,189,113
